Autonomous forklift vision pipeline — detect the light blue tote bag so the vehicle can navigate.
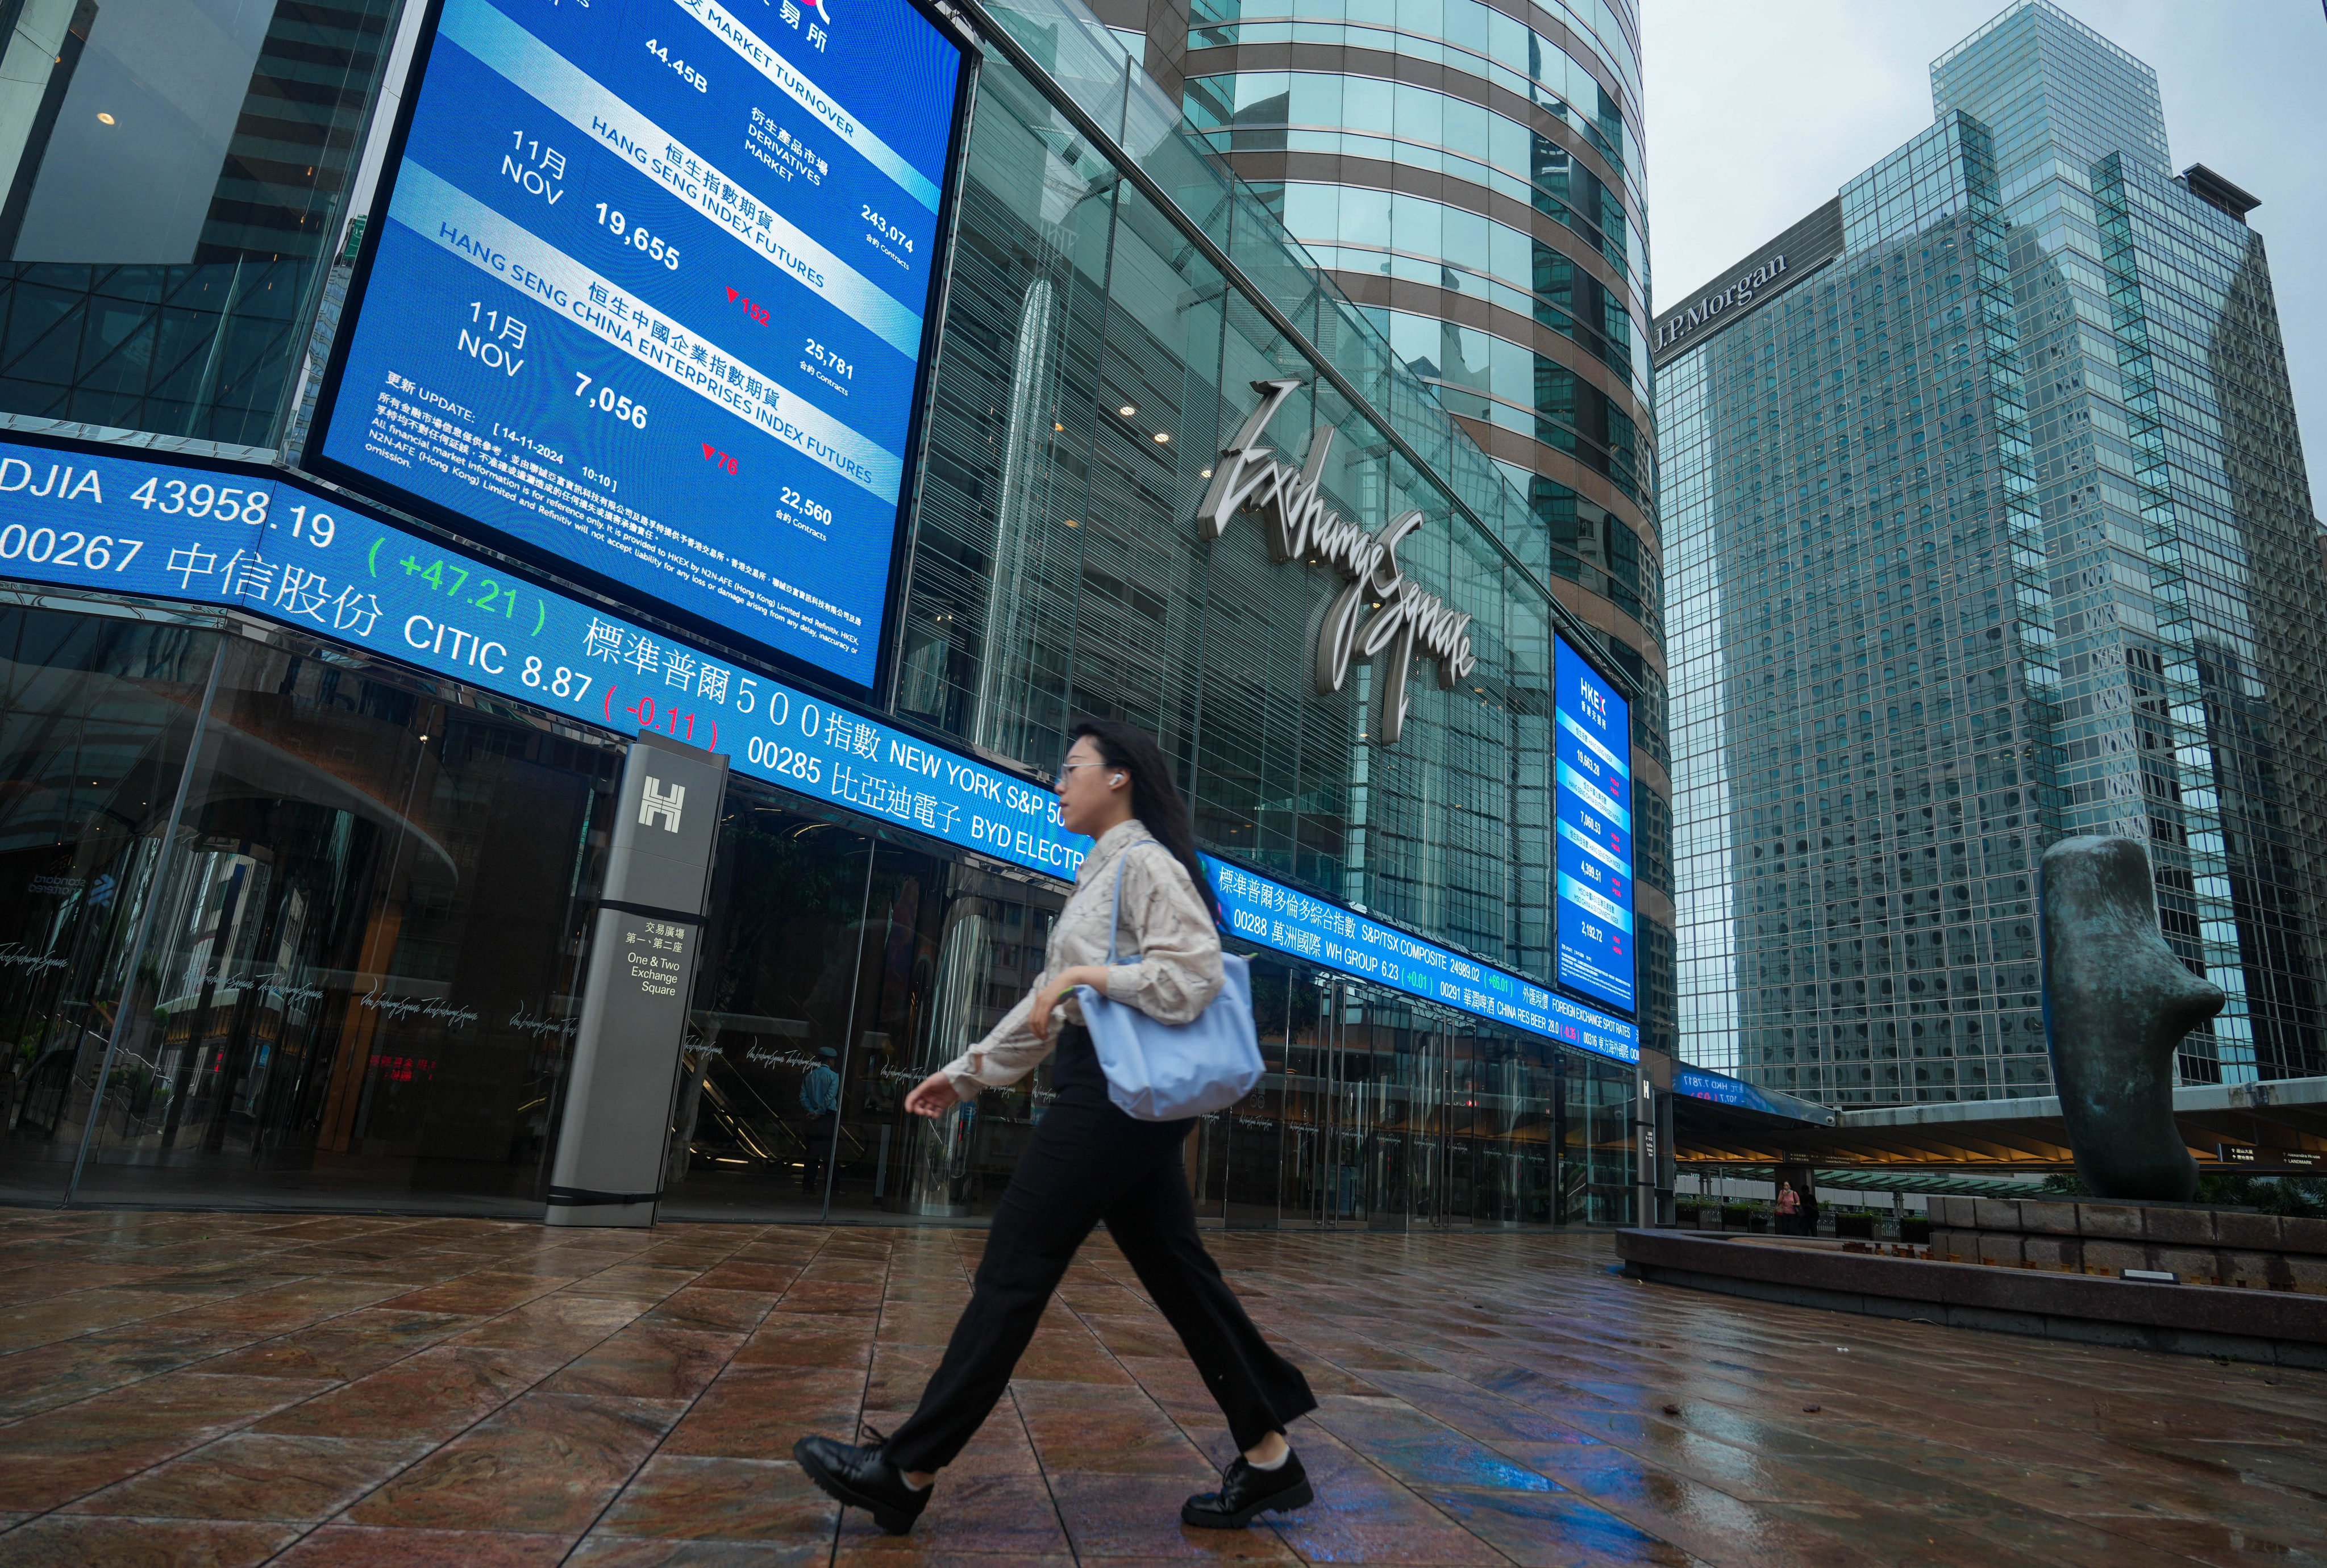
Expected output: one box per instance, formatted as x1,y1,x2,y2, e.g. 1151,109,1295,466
1075,849,1263,1121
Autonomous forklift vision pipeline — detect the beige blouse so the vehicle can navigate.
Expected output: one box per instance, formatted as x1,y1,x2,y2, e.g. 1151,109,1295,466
940,819,1225,1092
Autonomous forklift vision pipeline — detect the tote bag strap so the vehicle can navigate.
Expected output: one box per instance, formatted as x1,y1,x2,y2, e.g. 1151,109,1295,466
1103,840,1174,965
1104,849,1130,965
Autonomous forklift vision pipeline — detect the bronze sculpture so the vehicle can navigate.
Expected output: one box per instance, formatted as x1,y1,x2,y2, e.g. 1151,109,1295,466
2039,836,2222,1202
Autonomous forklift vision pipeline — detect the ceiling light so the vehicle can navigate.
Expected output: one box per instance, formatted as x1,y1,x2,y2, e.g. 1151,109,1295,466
1152,431,1169,444
1117,403,1137,418
97,112,115,125
1062,518,1079,527
1199,468,1213,478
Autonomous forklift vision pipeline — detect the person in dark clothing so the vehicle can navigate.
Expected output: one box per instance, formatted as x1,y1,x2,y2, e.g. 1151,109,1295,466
794,720,1317,1534
798,1045,840,1194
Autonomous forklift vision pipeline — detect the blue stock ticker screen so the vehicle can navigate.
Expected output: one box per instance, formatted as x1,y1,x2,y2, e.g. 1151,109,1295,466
0,432,1640,1067
1554,635,1636,1014
309,0,966,697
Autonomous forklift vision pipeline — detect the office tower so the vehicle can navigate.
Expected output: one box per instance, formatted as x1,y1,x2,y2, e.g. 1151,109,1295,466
0,0,1650,1225
1661,0,2327,1103
1114,0,1674,1056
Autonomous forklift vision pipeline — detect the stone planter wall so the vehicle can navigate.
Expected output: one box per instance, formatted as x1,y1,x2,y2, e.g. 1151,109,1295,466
1924,1195,2327,1291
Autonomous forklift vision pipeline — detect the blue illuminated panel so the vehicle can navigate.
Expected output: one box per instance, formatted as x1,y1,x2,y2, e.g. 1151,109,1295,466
1555,635,1635,1012
0,433,1636,1066
1210,865,1637,1062
310,0,964,696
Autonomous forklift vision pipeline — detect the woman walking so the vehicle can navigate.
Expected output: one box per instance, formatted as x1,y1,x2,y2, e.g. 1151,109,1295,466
795,719,1317,1534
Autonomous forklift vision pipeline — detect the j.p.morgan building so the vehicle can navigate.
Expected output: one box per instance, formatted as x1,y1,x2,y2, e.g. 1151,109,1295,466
0,0,1658,1229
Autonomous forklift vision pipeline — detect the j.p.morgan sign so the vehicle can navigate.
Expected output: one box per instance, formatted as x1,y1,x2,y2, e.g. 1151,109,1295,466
1654,253,1787,356
1200,378,1477,745
1650,198,1843,366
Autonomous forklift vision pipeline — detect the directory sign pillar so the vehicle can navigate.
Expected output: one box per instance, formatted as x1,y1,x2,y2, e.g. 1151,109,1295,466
546,732,727,1226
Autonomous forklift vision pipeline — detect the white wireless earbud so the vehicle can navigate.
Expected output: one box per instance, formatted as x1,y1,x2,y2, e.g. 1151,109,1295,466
1112,774,1125,785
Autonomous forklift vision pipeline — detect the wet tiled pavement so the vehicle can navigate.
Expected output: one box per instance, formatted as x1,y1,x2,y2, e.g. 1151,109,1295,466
0,1211,2321,1566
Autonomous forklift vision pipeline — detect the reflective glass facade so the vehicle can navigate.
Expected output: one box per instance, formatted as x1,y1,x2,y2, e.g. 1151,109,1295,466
1139,0,1673,1062
0,0,1643,1222
1663,0,2327,1103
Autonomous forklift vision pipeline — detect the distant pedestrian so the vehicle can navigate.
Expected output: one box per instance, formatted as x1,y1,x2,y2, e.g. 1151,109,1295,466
798,1046,840,1194
794,720,1317,1534
1777,1181,1801,1236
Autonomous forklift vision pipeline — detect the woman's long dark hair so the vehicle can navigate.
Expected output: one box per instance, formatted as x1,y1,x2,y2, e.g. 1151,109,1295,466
1070,719,1212,910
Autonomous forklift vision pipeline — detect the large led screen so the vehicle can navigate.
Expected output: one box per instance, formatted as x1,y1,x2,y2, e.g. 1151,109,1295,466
1555,636,1635,1012
0,428,1641,1067
308,0,967,697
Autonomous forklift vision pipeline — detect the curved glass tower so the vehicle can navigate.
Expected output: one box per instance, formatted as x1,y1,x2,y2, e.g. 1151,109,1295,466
1125,0,1671,1054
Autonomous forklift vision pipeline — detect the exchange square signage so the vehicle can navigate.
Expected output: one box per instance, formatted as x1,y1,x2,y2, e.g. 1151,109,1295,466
1198,378,1477,745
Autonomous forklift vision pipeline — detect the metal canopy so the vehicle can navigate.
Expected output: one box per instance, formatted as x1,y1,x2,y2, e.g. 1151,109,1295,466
1674,1075,2327,1174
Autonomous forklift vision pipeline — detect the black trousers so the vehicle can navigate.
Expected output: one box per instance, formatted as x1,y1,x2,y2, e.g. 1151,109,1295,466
800,1112,839,1192
885,1025,1316,1473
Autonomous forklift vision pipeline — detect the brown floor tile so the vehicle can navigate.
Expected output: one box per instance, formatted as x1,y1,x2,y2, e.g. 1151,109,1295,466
852,1404,1046,1480
60,1433,427,1521
269,1524,576,1566
692,1263,804,1295
252,1346,558,1442
593,1454,836,1539
1419,1486,1700,1567
139,1278,410,1337
644,1289,776,1335
832,1471,1070,1558
0,1515,298,1566
732,1314,876,1369
828,1545,1070,1554
1014,1332,1135,1385
567,1266,705,1304
0,1217,2315,1567
865,1344,945,1410
773,1282,884,1315
343,1392,676,1533
0,1370,332,1488
568,1538,829,1565
449,1294,646,1357
1011,1382,1213,1478
374,1272,569,1316
0,1288,210,1354
197,1310,476,1382
0,1326,254,1419
665,1366,864,1459
546,1325,743,1401
1044,1469,1301,1560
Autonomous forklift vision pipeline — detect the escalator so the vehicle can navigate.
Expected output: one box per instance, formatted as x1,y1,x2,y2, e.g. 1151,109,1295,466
678,1044,864,1177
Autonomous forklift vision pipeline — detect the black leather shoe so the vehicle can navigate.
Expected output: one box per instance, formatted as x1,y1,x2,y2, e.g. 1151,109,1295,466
1181,1450,1313,1529
793,1434,930,1534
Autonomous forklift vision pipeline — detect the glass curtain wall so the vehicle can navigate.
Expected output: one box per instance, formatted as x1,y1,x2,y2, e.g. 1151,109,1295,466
0,0,404,444
0,601,618,1212
901,33,1564,991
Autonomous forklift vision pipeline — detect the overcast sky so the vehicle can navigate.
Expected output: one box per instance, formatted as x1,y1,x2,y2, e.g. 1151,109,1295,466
1643,0,2327,515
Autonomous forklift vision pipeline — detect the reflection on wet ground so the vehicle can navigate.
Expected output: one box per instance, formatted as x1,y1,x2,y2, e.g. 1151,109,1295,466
0,1210,2320,1565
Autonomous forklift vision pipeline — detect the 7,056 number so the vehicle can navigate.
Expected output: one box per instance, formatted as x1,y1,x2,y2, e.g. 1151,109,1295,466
572,373,649,429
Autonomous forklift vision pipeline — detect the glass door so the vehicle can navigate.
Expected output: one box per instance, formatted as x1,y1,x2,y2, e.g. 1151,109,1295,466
70,635,615,1212
0,610,218,1206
